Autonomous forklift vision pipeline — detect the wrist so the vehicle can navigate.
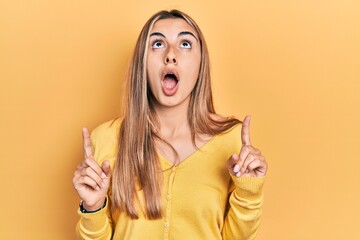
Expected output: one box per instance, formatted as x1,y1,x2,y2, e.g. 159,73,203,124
80,198,107,213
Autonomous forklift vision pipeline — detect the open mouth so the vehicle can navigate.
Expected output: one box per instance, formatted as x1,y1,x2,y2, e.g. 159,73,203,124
162,71,179,90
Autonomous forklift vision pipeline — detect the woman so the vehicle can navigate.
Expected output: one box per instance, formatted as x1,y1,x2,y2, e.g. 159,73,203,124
73,9,267,240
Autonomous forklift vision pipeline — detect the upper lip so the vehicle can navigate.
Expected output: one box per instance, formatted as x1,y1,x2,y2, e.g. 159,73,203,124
161,69,179,82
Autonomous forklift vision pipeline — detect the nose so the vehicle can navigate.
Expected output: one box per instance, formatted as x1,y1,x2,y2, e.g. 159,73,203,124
164,47,177,65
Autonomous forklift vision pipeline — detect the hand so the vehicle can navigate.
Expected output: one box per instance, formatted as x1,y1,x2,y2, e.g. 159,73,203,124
72,128,111,211
227,115,268,177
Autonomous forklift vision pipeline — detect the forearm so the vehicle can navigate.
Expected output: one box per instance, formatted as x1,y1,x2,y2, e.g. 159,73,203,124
222,176,265,240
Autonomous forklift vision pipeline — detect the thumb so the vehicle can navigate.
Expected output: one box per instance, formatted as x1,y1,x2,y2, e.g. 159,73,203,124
101,160,112,178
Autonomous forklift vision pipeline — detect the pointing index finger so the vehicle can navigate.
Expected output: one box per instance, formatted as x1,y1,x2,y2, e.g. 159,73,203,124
82,127,93,159
241,115,251,146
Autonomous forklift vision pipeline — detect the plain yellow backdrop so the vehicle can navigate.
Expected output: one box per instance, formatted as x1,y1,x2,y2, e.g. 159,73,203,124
1,0,359,239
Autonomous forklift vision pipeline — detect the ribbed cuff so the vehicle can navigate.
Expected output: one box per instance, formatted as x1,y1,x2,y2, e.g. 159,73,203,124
230,176,266,200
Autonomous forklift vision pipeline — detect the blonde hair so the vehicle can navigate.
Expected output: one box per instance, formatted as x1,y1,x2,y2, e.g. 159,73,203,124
112,10,240,219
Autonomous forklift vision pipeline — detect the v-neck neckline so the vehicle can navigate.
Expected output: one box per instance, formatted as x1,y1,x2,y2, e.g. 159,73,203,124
158,134,219,169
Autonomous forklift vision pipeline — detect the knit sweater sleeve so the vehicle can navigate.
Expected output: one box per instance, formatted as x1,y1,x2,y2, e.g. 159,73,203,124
222,176,265,240
76,197,113,240
75,120,119,239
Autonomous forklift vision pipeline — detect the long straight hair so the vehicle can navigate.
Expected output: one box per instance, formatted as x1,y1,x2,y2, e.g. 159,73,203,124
112,10,241,219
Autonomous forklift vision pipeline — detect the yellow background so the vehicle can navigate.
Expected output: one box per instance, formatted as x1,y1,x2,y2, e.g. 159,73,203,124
1,0,359,239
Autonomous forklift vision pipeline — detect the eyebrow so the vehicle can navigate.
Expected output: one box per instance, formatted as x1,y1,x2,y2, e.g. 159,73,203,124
150,32,166,38
178,31,198,41
149,31,198,41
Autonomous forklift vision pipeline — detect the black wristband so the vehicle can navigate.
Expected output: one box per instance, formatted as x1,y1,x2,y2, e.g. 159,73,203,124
79,198,107,213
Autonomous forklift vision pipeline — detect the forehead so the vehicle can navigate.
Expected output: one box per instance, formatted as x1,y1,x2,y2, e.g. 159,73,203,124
150,18,197,36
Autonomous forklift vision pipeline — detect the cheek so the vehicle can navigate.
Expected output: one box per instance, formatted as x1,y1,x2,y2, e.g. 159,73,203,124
146,71,156,91
146,59,157,82
185,55,201,82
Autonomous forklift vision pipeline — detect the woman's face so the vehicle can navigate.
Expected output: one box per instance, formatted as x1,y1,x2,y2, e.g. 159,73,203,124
146,18,201,109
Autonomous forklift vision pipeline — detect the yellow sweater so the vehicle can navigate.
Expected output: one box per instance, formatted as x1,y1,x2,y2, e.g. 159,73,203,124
76,119,265,240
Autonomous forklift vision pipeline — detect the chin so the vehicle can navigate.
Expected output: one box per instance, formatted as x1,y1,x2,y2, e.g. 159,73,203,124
154,95,190,109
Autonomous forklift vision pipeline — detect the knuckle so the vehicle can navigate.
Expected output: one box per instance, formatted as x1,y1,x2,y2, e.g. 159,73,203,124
255,148,261,155
84,158,92,165
263,159,268,167
249,146,258,153
254,159,261,166
84,167,91,175
73,171,80,178
77,163,84,170
72,177,77,186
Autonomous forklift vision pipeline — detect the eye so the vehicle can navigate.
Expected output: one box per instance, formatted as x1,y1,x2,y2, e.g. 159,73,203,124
152,40,164,49
180,40,192,49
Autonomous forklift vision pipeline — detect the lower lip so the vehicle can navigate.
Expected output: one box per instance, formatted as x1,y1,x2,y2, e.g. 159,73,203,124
161,81,178,96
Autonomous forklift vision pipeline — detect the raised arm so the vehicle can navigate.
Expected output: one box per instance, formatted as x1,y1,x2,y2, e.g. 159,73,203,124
223,116,268,239
73,127,113,239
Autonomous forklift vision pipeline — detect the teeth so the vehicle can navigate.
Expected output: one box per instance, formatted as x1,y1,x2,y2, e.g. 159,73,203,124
163,70,178,81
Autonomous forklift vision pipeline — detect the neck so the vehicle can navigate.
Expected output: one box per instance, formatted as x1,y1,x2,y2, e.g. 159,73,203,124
153,100,191,139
